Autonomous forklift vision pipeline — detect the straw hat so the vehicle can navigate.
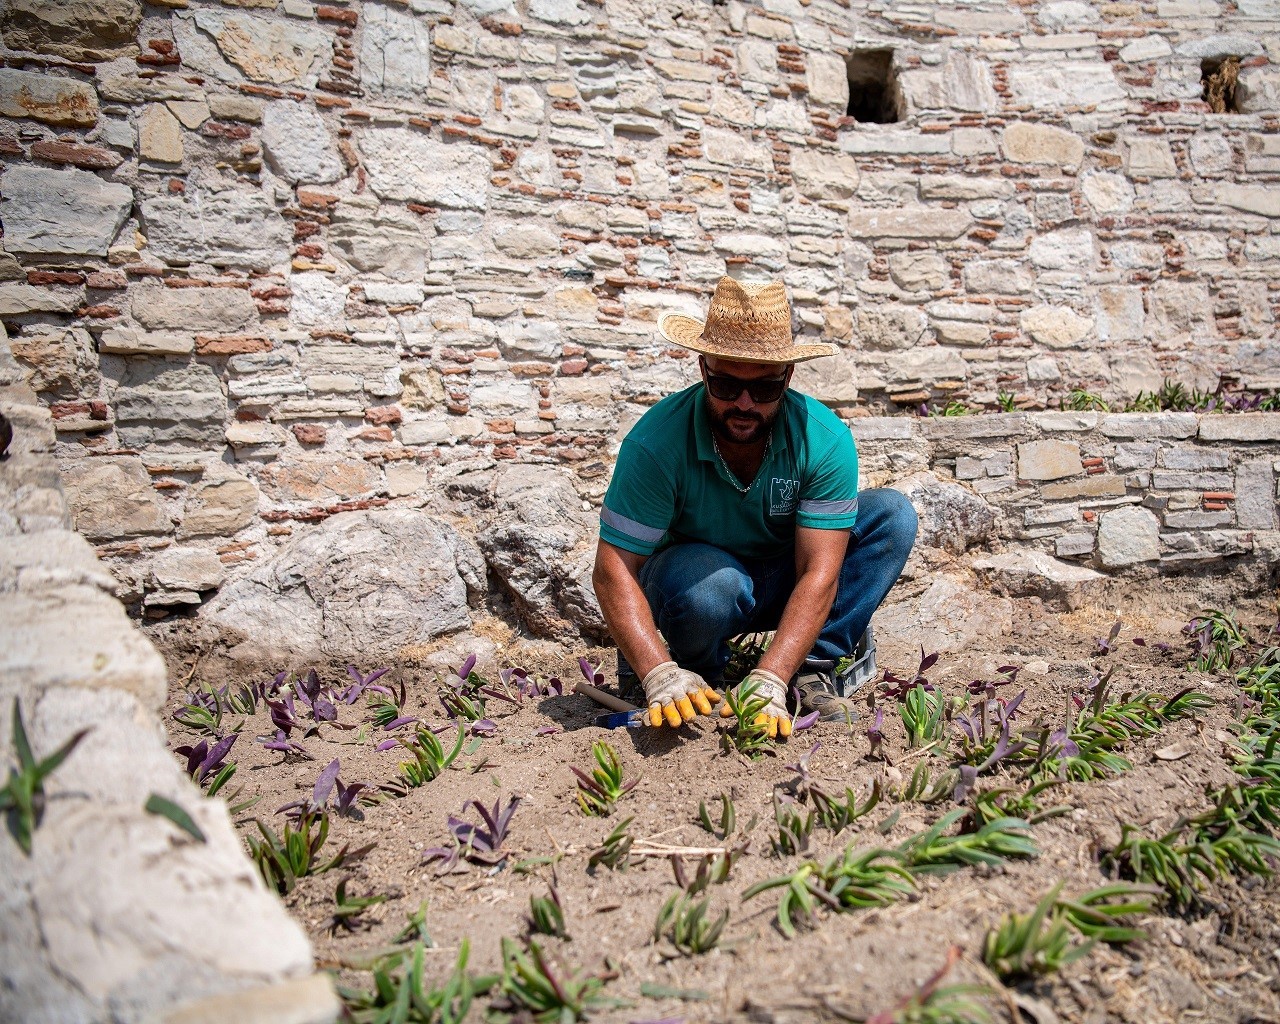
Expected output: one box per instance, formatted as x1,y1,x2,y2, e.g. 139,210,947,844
657,277,837,364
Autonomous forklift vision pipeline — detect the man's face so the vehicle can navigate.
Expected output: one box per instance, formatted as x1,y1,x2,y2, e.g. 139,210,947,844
700,355,794,446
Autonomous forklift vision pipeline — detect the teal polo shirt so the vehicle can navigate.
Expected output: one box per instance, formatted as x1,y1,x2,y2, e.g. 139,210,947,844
599,383,859,560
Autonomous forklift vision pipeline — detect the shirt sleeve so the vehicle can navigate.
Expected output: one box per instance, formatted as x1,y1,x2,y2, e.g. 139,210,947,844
796,429,859,530
599,438,676,556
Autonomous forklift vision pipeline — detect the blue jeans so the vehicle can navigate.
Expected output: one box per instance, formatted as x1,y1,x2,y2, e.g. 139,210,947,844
623,489,918,682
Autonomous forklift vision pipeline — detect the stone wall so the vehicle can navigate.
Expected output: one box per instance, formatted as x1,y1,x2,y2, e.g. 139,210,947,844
0,324,336,1023
2,0,1280,619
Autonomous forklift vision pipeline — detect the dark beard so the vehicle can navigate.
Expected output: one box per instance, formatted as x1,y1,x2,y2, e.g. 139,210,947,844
704,393,778,446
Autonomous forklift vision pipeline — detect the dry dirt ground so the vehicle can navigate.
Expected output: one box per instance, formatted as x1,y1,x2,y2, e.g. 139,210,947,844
151,593,1280,1024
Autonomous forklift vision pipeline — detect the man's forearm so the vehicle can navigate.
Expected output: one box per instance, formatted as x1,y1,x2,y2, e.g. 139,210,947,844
592,552,670,679
757,570,838,682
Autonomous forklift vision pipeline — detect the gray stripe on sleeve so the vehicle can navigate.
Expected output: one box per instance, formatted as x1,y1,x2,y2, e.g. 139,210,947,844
600,506,666,543
798,497,860,516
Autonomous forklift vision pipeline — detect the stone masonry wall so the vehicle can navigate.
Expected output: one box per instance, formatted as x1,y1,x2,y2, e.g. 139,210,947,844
0,325,337,1023
2,0,1280,617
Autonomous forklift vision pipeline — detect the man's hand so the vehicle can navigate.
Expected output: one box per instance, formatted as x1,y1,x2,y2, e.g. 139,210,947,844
721,668,792,738
642,662,721,727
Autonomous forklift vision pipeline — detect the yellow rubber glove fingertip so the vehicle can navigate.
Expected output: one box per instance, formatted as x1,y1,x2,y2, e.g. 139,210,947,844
675,696,696,723
649,705,663,728
755,713,777,739
719,701,734,718
690,691,712,716
778,717,793,738
705,687,723,705
663,703,682,728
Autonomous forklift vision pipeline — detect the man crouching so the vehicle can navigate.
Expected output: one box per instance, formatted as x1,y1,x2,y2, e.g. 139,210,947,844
591,276,918,737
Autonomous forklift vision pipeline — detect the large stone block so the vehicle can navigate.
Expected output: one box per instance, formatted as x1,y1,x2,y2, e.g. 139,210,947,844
1236,459,1278,530
130,284,258,332
62,456,172,541
1006,63,1124,107
175,9,330,86
110,362,228,448
847,206,972,239
140,188,291,271
857,304,928,350
329,200,428,281
1126,137,1177,177
360,129,491,210
790,148,860,200
972,549,1105,610
261,102,344,185
1217,184,1280,218
361,2,432,96
1082,172,1135,214
1094,285,1145,341
1,165,131,257
1028,227,1094,271
891,471,997,555
1018,439,1083,481
1097,505,1161,567
0,69,98,127
1021,305,1093,348
1199,413,1280,441
203,510,486,657
1,0,141,62
1101,413,1199,439
703,127,773,172
899,53,996,113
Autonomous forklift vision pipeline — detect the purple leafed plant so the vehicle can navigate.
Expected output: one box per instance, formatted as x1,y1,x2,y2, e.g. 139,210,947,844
341,666,393,704
1094,621,1123,656
880,647,940,700
278,757,369,819
952,721,1030,802
502,666,565,700
175,734,237,783
578,657,606,687
866,707,885,760
422,795,521,868
258,729,312,759
470,718,498,737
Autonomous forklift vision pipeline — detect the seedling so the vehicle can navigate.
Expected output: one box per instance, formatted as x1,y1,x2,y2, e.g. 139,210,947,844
278,757,369,820
1184,608,1248,673
743,846,915,938
392,899,433,946
697,791,736,839
810,778,881,833
527,885,568,939
491,938,607,1023
341,666,392,705
571,740,639,816
176,734,237,788
339,940,496,1024
368,677,408,728
587,816,634,871
331,877,389,933
653,892,729,956
173,688,228,735
1,698,91,854
718,678,775,760
880,647,940,700
899,683,946,748
672,845,744,894
423,795,521,869
866,947,990,1024
397,724,465,788
246,811,373,894
770,793,815,856
723,632,771,686
1056,884,1158,943
982,883,1093,981
891,762,957,805
969,781,1071,828
898,809,1037,874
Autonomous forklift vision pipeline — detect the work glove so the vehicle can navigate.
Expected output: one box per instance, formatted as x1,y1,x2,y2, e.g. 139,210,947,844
642,661,721,728
720,668,792,738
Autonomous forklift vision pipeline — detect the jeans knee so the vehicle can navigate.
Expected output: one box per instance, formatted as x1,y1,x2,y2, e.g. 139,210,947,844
860,488,918,548
667,566,751,630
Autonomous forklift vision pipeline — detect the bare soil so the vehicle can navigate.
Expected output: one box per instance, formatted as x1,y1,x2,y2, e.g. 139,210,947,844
152,595,1280,1024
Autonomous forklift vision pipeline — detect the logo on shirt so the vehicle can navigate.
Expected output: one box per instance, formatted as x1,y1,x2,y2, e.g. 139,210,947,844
769,477,799,516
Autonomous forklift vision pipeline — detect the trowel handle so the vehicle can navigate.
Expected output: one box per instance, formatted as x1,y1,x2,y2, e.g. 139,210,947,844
573,680,640,714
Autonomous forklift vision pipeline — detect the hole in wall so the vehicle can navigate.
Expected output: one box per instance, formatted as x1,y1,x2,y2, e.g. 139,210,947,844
1202,55,1241,114
846,48,902,124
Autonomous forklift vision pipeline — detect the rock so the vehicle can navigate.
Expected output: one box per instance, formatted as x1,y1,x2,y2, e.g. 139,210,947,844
790,148,860,199
1082,172,1135,214
805,52,848,108
1100,413,1198,439
702,127,773,172
1126,137,1177,177
208,94,263,123
1029,227,1094,271
0,165,132,257
140,188,291,271
1198,412,1280,442
891,471,997,555
1021,305,1093,348
0,284,84,316
162,977,340,1024
1237,66,1280,114
130,284,258,332
150,548,224,592
180,473,259,537
261,102,344,185
528,0,593,26
361,2,432,96
847,206,972,239
1005,63,1124,107
1217,184,1280,218
876,575,1013,653
480,465,604,640
887,347,969,387
98,327,195,357
898,53,997,113
0,69,99,127
176,9,330,86
257,456,380,503
791,352,858,405
972,550,1106,610
963,258,1033,294
329,200,428,281
857,304,928,351
494,224,560,258
1175,33,1264,60
9,329,98,398
202,510,486,658
1190,132,1232,176
889,251,949,291
139,104,183,164
1095,286,1145,342
359,129,491,210
61,456,171,541
1018,439,1083,480
1120,35,1173,61
111,362,228,448
1097,506,1161,567
1,0,141,62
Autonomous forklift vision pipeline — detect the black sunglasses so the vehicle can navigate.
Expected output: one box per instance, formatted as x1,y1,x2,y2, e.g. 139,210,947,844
702,367,789,404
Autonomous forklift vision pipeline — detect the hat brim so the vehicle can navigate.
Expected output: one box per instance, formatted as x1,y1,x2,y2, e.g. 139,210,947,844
657,311,837,364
